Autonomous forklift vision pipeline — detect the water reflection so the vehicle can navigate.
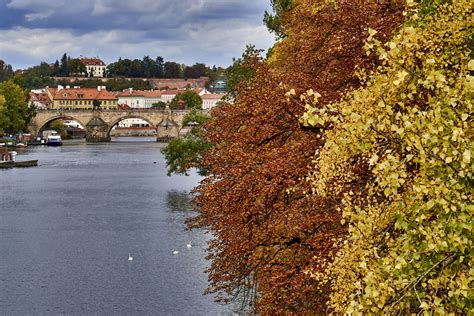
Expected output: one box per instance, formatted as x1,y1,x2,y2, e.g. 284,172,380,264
167,190,193,212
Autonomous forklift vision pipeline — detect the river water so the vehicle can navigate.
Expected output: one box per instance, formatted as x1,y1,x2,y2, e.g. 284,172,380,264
0,138,231,315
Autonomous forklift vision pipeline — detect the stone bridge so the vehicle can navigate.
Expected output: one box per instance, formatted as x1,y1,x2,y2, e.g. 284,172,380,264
29,109,191,142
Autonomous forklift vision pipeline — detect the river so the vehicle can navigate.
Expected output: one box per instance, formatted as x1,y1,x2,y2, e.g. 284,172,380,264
0,138,231,315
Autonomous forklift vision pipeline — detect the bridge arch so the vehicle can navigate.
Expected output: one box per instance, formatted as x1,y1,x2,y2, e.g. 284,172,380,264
108,115,157,133
107,115,158,139
36,115,87,134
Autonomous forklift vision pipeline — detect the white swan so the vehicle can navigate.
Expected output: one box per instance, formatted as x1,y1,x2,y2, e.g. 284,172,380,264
173,250,179,255
186,242,192,249
128,253,133,261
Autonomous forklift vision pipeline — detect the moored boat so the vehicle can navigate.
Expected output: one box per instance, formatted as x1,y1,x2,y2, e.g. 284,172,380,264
0,161,14,168
14,160,38,167
47,133,62,146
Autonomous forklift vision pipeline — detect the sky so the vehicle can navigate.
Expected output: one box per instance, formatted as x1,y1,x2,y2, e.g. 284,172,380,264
0,0,276,70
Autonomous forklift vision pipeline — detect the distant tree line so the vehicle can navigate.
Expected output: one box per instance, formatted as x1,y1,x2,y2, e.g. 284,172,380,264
106,56,221,80
0,60,14,82
0,54,226,90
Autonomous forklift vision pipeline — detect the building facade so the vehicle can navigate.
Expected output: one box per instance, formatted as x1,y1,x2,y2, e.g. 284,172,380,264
116,89,162,108
80,58,106,77
46,86,118,109
29,89,52,109
201,93,225,110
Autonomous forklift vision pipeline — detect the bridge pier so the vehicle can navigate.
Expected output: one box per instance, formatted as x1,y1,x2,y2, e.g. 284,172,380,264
85,116,111,142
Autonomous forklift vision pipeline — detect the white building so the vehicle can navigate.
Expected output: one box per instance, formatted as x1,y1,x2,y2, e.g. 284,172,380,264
201,93,226,110
80,58,106,77
160,88,207,104
117,88,163,109
115,118,151,128
29,89,51,109
160,90,179,103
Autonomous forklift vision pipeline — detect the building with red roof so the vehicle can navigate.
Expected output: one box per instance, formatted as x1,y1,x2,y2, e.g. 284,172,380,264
80,58,107,77
116,88,163,108
201,93,226,109
46,85,118,109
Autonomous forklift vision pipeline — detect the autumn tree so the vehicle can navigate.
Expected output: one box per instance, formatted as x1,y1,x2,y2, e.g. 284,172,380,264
302,0,472,313
225,45,264,98
190,0,404,313
0,80,33,134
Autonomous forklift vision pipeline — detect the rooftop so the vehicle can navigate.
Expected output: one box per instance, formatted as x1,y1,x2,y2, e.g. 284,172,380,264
48,87,117,100
80,58,106,66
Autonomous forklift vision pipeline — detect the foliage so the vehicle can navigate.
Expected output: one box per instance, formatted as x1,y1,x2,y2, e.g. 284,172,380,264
151,101,167,109
263,0,293,39
191,0,404,313
302,0,472,313
0,80,33,134
161,110,212,176
50,120,68,139
170,90,203,110
0,60,14,82
0,95,5,134
13,54,217,90
224,45,264,98
164,61,182,78
107,56,165,78
181,109,212,128
183,63,208,79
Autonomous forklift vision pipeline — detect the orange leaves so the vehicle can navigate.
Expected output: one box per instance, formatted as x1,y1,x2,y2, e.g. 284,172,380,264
190,0,404,313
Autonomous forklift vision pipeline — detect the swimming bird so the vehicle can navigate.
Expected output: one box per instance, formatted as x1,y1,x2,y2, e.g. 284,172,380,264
173,250,179,255
128,253,133,261
186,242,192,249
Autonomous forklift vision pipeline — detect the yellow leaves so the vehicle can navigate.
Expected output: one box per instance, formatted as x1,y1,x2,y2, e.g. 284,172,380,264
302,0,472,313
285,88,296,100
468,59,474,71
393,70,409,86
461,149,470,164
367,28,377,38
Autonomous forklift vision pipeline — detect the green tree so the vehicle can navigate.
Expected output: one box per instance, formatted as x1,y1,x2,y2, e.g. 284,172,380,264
181,108,211,127
155,56,165,77
164,61,182,78
151,101,167,109
0,80,32,134
170,90,203,110
68,58,86,76
59,53,69,76
50,120,68,139
0,60,14,82
161,109,212,176
263,0,293,39
225,45,264,98
0,95,6,134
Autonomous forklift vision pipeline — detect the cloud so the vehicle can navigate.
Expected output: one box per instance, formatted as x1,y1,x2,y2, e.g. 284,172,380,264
24,9,54,21
0,0,274,69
